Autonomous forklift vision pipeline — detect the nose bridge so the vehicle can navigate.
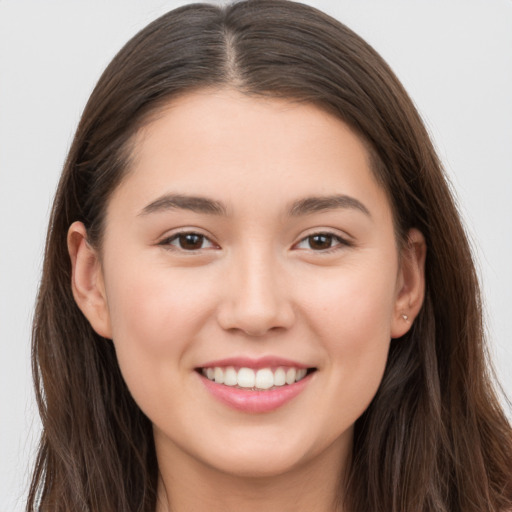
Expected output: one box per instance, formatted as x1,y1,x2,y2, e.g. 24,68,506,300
218,242,294,335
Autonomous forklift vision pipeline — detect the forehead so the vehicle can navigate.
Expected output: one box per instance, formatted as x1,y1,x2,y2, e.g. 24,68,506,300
108,88,392,223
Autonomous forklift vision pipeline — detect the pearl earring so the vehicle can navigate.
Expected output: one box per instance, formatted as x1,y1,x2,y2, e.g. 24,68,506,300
402,314,409,321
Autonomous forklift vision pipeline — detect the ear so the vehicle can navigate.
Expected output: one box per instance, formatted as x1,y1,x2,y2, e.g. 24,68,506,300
391,228,426,339
67,221,112,339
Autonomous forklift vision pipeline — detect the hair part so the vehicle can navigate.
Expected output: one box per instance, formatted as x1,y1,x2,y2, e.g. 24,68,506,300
28,1,512,511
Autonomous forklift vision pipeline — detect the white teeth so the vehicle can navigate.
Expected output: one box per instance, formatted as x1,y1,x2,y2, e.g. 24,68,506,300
285,368,296,385
255,368,274,390
202,366,310,390
224,366,237,386
295,368,307,382
237,368,255,388
274,367,286,386
214,367,224,384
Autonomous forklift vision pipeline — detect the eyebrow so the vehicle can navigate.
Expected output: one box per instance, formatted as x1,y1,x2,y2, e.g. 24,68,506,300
139,194,228,216
138,193,370,218
288,195,371,217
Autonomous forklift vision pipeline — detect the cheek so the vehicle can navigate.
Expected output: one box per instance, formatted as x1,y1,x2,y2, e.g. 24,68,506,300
106,263,215,347
300,259,397,401
302,257,398,338
102,263,218,399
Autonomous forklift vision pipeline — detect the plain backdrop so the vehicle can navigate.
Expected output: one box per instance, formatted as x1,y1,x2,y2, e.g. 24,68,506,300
1,1,511,510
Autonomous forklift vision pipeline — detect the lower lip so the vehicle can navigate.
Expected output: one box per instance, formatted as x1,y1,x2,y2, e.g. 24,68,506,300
199,373,312,414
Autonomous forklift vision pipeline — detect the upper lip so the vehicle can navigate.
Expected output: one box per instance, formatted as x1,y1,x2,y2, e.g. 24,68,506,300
198,356,312,370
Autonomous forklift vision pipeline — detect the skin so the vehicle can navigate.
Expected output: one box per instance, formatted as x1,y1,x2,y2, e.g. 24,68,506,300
68,89,426,512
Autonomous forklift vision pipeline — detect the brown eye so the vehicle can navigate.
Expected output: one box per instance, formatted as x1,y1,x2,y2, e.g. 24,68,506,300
178,233,205,250
294,232,348,252
162,232,216,251
308,234,335,250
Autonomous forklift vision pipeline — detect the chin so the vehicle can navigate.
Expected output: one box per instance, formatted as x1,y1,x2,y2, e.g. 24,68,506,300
198,430,334,481
210,451,307,480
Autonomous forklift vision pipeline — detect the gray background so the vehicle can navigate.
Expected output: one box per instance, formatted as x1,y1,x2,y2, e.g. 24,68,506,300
1,0,511,510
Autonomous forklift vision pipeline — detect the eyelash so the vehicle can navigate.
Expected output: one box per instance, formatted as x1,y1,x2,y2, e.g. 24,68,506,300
294,232,351,253
159,230,350,254
159,232,218,252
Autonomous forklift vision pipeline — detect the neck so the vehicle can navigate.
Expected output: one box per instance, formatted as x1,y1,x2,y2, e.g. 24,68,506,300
154,436,350,512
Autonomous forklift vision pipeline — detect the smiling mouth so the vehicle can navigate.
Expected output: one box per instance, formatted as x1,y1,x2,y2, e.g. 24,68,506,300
198,366,316,391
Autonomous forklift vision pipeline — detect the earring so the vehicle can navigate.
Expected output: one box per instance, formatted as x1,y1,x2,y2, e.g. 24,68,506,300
401,314,409,321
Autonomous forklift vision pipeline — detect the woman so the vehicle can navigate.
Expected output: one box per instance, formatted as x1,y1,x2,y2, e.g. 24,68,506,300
27,1,512,511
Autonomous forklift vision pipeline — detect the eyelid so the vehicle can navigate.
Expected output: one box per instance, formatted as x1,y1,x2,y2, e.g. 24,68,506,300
157,228,220,252
292,229,353,253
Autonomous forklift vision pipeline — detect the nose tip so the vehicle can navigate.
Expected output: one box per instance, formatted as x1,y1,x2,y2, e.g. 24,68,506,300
216,260,295,337
217,294,295,337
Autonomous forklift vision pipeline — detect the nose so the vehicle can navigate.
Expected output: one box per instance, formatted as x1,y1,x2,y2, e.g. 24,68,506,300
216,250,295,337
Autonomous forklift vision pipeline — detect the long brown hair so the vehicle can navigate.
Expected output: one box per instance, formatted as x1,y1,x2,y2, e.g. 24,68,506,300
27,1,512,511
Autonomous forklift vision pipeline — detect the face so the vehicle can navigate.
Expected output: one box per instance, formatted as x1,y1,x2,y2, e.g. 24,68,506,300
69,89,424,480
